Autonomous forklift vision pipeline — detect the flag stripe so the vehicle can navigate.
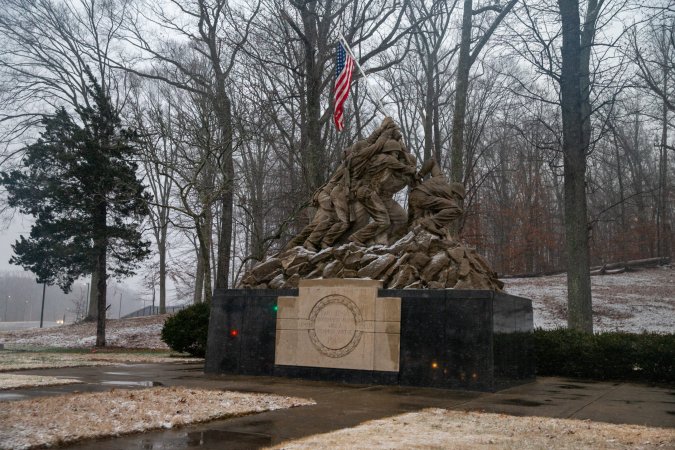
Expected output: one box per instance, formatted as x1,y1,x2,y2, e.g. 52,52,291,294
334,42,355,131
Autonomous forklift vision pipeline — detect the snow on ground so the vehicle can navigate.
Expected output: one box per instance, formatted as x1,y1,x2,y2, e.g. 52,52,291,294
504,266,674,333
0,314,170,349
269,408,675,450
0,387,315,450
0,351,202,372
0,374,82,390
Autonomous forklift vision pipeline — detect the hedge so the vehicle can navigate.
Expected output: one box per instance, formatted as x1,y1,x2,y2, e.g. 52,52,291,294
534,328,675,383
161,302,210,357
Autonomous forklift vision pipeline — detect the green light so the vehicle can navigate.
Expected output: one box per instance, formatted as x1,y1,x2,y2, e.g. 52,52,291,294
273,305,278,312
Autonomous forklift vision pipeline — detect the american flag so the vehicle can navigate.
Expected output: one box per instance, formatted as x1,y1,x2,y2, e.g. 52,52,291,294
333,41,355,131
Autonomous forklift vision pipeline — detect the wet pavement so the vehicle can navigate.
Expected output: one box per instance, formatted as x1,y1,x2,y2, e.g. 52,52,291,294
3,362,674,449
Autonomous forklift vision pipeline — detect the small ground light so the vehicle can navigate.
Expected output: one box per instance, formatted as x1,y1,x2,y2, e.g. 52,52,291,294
431,361,439,369
230,329,239,337
273,305,278,312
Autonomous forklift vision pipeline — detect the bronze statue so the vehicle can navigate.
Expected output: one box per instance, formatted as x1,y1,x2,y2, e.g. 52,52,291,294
243,118,503,292
409,158,464,238
346,121,416,245
287,120,459,249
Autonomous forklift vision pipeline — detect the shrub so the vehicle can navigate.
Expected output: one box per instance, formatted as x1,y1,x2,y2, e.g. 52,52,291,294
534,328,675,383
161,302,210,357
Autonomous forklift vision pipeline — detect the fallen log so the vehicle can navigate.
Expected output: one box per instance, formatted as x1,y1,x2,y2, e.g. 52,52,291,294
503,257,670,279
590,257,671,272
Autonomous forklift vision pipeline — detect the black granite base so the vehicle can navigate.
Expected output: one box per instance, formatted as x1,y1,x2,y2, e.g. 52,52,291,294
205,288,534,392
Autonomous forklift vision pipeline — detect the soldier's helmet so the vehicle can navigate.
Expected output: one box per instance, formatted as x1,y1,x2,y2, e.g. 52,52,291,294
382,139,401,154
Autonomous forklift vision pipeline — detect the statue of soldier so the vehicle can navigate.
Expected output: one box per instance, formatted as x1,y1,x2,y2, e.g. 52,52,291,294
347,121,417,246
319,118,397,248
408,158,464,238
284,164,346,251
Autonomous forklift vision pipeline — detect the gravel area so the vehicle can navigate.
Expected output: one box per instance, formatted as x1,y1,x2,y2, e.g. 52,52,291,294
504,266,674,333
0,374,82,390
270,408,675,449
0,387,315,450
0,350,201,372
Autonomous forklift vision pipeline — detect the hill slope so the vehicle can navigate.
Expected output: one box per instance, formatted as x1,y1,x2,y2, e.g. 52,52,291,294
0,267,672,349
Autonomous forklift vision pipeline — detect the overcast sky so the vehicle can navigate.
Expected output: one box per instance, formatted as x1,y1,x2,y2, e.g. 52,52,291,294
0,214,32,273
0,211,155,308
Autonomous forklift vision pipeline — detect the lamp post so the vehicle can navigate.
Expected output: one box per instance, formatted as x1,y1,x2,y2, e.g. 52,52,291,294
3,295,9,322
39,283,46,328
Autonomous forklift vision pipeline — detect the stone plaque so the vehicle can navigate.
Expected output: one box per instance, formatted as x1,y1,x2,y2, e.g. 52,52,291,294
275,279,401,372
309,294,363,357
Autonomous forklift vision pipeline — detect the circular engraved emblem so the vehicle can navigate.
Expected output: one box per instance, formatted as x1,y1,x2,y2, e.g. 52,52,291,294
308,294,363,358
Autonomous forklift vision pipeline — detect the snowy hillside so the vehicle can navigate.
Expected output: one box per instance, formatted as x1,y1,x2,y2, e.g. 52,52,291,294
505,266,674,333
0,266,672,350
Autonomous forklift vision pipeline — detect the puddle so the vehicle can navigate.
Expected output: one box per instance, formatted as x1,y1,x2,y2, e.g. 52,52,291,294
239,419,274,428
667,411,675,416
101,380,164,387
396,402,426,410
0,392,26,401
558,384,587,390
499,398,545,407
612,399,644,405
187,430,271,448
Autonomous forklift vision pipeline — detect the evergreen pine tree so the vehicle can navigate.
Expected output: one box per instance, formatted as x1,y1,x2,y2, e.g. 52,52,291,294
0,75,150,347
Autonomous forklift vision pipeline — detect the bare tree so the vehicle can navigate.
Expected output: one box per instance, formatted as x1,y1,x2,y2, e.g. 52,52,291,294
120,0,261,290
408,0,459,164
631,17,674,258
449,0,518,184
129,79,177,313
250,0,413,197
0,0,131,159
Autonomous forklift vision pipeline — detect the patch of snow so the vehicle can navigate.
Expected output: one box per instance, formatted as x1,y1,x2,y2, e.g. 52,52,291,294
269,408,675,449
0,374,82,390
505,267,674,333
0,387,315,450
0,315,171,349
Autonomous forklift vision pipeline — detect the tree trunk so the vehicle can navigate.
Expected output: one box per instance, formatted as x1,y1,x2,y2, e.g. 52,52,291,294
658,53,670,258
424,53,434,163
94,201,107,347
158,236,166,314
301,2,323,194
214,91,234,291
193,245,204,304
450,0,473,184
199,213,213,304
86,270,98,321
433,70,442,164
558,0,593,333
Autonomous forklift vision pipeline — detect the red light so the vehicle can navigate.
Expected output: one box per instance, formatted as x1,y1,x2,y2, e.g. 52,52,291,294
229,329,238,337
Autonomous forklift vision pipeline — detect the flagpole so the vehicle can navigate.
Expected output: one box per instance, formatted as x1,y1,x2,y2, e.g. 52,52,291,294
338,33,388,118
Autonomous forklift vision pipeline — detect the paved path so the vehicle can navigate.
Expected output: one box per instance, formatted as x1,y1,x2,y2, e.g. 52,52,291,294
3,363,674,449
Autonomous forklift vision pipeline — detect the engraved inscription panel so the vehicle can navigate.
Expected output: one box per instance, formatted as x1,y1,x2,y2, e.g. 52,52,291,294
274,279,401,372
314,303,356,348
308,294,363,358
